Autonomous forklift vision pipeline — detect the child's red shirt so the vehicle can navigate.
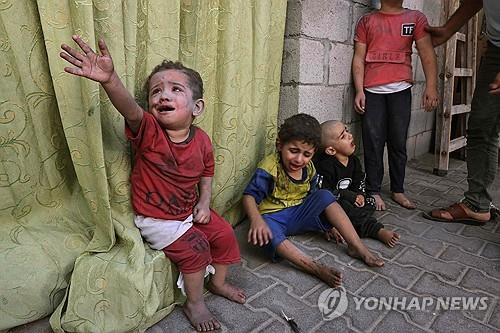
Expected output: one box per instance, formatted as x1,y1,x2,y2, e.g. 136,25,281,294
126,112,214,220
354,9,429,88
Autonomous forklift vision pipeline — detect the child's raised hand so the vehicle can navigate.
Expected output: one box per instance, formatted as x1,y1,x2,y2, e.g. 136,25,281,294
325,227,344,244
354,91,366,114
60,35,114,84
248,219,272,246
193,203,211,224
422,86,439,112
354,194,365,208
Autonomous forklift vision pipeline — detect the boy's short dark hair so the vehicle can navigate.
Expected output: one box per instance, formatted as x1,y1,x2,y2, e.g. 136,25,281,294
278,113,321,149
138,60,204,109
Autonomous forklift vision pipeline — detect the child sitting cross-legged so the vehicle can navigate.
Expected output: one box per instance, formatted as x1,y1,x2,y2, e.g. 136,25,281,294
314,120,400,248
242,114,384,288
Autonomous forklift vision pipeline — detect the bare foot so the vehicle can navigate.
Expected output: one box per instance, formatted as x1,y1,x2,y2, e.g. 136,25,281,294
183,300,221,332
372,194,386,211
347,245,384,267
377,229,400,248
311,260,343,288
391,193,416,210
207,281,246,304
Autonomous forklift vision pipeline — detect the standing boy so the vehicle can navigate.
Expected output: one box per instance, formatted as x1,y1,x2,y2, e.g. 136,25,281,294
352,0,439,210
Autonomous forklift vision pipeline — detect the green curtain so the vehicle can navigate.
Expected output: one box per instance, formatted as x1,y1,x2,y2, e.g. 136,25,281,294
0,0,286,332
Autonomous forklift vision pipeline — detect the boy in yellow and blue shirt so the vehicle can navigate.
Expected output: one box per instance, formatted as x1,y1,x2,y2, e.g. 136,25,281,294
243,114,384,288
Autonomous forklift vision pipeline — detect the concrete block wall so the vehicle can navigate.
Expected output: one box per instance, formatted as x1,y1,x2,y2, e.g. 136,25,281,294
279,0,445,161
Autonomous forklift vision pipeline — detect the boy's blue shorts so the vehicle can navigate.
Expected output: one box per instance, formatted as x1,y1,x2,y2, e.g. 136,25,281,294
262,189,336,260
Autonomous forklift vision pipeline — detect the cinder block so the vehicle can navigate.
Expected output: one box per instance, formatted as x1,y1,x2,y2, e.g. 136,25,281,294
422,1,442,26
411,83,425,110
408,109,427,137
281,38,300,84
404,0,424,11
284,0,302,36
328,42,354,85
301,0,351,42
413,53,427,83
425,110,435,131
299,38,325,84
406,135,417,160
282,38,325,84
278,85,299,124
297,85,345,123
415,131,432,157
342,85,358,124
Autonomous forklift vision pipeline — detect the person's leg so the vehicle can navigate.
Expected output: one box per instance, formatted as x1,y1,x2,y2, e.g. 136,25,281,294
163,228,220,332
323,201,384,267
196,210,246,304
207,264,245,304
275,239,342,288
429,44,500,223
376,227,400,248
386,88,415,209
265,190,343,286
463,44,500,214
363,90,388,210
183,270,221,332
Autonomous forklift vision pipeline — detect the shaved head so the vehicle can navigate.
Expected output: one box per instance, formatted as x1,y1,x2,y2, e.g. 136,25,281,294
320,120,344,148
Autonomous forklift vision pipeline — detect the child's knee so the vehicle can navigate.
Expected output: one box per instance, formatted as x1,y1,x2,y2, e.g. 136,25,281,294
163,229,212,273
314,189,336,206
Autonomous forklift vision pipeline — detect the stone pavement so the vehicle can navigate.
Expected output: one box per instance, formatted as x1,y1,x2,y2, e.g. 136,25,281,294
9,154,500,333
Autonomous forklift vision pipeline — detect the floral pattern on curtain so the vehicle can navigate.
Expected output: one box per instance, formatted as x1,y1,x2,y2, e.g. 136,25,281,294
0,0,286,331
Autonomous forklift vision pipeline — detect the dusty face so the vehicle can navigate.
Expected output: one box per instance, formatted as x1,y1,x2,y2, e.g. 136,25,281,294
330,122,356,157
278,140,316,177
147,69,202,130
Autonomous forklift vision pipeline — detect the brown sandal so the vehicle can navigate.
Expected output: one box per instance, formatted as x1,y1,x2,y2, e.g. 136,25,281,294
423,203,488,226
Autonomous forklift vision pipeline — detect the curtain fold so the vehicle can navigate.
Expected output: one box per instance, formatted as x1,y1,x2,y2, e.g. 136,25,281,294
0,1,286,332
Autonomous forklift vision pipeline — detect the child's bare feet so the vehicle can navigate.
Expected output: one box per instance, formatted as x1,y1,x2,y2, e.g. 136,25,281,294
207,281,246,304
183,300,221,332
391,192,416,210
311,260,343,288
347,245,384,267
377,229,400,248
372,194,386,211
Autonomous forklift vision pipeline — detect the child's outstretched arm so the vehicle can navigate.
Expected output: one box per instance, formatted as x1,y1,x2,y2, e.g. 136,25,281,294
242,195,272,246
352,42,367,114
60,35,143,132
193,176,212,224
416,36,439,112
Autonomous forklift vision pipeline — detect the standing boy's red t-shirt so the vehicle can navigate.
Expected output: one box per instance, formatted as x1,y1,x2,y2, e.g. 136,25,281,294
354,9,429,88
126,112,215,221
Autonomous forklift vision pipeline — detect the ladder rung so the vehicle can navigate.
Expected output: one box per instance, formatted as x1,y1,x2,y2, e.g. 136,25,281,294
451,104,471,115
449,136,467,152
456,32,466,42
454,68,473,77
